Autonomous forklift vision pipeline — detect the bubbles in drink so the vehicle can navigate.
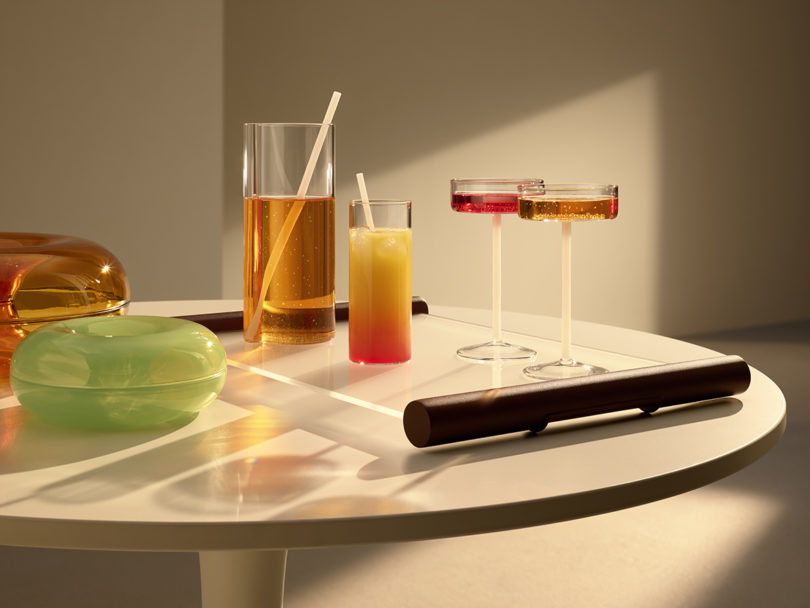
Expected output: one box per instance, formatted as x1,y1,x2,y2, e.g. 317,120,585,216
349,227,412,364
243,196,335,344
451,192,519,214
518,196,618,221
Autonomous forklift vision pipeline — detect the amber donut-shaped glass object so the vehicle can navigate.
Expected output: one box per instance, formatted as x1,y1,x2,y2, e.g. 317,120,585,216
0,233,130,376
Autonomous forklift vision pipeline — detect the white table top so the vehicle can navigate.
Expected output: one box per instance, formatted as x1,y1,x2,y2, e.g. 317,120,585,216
0,300,786,552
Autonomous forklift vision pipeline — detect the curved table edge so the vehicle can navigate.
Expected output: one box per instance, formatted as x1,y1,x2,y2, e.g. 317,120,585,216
0,387,785,552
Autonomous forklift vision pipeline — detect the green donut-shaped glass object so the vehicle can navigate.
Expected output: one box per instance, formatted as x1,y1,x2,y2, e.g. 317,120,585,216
10,316,227,430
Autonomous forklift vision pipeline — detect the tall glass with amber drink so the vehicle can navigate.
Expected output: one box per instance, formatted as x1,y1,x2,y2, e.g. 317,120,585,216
243,123,335,344
518,183,618,379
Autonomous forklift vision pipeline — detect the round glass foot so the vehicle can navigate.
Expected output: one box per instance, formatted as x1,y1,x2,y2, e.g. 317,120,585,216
457,340,536,363
523,359,607,380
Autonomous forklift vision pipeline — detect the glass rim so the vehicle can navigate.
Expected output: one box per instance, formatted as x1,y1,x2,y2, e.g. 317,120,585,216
518,184,618,199
451,177,543,185
519,183,618,191
243,122,334,128
350,199,411,205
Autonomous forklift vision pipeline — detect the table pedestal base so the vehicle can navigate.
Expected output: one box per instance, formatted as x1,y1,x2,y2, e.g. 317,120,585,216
199,549,288,608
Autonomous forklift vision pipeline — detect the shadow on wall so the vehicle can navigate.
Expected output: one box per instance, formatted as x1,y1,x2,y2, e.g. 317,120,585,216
223,0,810,336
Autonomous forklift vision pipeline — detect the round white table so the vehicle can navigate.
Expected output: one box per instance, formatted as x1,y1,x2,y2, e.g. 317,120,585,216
0,300,786,607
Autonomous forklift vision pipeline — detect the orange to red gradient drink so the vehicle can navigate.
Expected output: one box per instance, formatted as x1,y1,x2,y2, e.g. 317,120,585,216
349,201,412,364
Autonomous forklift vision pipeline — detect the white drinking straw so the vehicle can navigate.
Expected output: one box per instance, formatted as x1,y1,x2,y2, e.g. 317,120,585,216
355,172,376,231
246,91,342,338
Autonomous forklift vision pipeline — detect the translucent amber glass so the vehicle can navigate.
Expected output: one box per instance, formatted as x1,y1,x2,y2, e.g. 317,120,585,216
0,233,130,376
10,316,227,430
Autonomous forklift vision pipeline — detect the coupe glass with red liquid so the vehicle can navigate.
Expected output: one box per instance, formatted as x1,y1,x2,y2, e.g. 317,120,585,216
451,178,543,362
517,183,619,379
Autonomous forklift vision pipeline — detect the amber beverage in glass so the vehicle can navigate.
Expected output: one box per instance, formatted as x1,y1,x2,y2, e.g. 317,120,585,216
349,200,412,364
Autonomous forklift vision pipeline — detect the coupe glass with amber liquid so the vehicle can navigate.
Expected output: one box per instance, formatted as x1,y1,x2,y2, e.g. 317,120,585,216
517,184,618,379
451,178,543,362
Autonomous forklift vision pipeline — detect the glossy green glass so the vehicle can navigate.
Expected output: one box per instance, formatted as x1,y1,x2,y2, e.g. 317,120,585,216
10,316,227,430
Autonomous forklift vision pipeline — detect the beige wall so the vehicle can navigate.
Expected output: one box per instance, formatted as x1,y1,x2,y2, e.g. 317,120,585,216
3,1,808,336
223,0,810,336
1,0,224,301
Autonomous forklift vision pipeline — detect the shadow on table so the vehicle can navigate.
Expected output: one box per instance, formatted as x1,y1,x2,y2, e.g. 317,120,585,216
0,404,288,506
0,405,181,474
155,446,340,515
0,383,741,512
358,397,743,480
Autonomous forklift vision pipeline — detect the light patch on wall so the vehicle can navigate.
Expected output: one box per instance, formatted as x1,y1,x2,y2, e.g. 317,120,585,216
334,70,662,332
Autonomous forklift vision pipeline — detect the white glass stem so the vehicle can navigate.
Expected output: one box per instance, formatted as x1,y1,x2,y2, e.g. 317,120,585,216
561,221,572,363
492,213,503,343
